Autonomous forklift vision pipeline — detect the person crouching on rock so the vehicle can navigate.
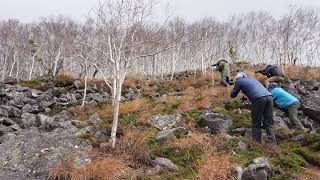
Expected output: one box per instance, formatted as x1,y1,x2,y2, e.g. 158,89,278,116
255,64,285,87
268,83,306,131
231,71,277,144
212,59,233,87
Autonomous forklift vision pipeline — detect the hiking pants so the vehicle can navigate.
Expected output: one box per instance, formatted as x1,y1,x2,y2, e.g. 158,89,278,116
287,103,304,130
251,96,276,144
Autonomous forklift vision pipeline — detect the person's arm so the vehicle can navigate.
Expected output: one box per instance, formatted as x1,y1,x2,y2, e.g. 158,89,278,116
211,63,218,67
231,82,241,98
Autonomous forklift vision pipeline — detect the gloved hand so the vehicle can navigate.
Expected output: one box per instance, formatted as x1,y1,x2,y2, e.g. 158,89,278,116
241,96,248,102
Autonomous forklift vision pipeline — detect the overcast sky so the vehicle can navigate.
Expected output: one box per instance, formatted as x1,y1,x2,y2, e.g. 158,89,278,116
1,0,320,23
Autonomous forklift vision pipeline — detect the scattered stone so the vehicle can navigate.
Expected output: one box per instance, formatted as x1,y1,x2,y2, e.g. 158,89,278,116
89,93,105,103
1,105,21,118
0,107,9,117
232,166,243,180
150,114,182,130
70,120,85,128
290,134,305,142
274,115,289,130
74,80,82,89
146,165,161,176
2,77,18,85
238,140,248,151
231,127,247,136
155,127,187,145
0,117,16,127
242,157,271,180
21,113,42,128
302,99,320,122
151,157,179,172
200,112,233,134
88,113,102,125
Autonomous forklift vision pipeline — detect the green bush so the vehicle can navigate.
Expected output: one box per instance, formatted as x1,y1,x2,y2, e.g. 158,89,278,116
294,148,320,167
120,115,137,126
274,153,307,173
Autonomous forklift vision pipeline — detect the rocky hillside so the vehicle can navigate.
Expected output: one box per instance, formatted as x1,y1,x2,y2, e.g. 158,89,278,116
0,67,320,180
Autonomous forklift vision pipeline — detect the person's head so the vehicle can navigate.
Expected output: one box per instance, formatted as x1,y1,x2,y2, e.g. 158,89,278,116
268,83,279,91
234,71,248,82
265,64,273,69
217,58,228,65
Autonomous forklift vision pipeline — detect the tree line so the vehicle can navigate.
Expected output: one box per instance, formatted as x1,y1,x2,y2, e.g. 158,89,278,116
1,0,319,147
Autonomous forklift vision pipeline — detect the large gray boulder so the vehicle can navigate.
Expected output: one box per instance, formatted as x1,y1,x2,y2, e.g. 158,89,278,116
200,112,233,134
21,113,42,128
0,107,9,117
0,105,21,118
0,117,16,127
302,98,320,122
242,157,271,180
0,128,92,179
150,114,182,130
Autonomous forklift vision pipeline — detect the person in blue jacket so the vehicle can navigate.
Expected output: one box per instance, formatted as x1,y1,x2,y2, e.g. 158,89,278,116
255,64,285,87
231,72,276,144
268,83,305,130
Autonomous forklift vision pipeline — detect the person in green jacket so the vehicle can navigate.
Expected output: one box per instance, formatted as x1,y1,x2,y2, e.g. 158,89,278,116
212,59,233,87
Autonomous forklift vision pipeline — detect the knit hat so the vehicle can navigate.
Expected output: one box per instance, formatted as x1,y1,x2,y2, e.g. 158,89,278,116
234,72,247,81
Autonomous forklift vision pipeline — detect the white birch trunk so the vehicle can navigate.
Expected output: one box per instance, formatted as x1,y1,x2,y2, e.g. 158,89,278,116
9,51,17,77
53,48,61,77
81,65,88,108
2,51,8,81
29,47,41,80
170,53,176,80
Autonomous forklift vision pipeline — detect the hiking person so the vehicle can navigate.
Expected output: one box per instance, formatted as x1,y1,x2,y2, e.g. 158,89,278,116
231,72,276,144
268,83,305,131
212,59,233,87
255,64,285,87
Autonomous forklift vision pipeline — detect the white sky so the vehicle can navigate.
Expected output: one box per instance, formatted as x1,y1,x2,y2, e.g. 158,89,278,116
1,0,320,23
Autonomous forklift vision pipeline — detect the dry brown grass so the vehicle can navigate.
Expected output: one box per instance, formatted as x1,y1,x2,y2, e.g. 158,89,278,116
193,99,211,110
49,156,127,180
56,73,76,82
301,167,320,180
211,85,233,103
123,75,148,90
181,72,213,89
170,133,210,150
181,117,197,130
96,98,148,119
111,126,152,164
285,66,320,80
163,96,181,108
78,79,106,90
137,111,153,125
197,148,232,180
